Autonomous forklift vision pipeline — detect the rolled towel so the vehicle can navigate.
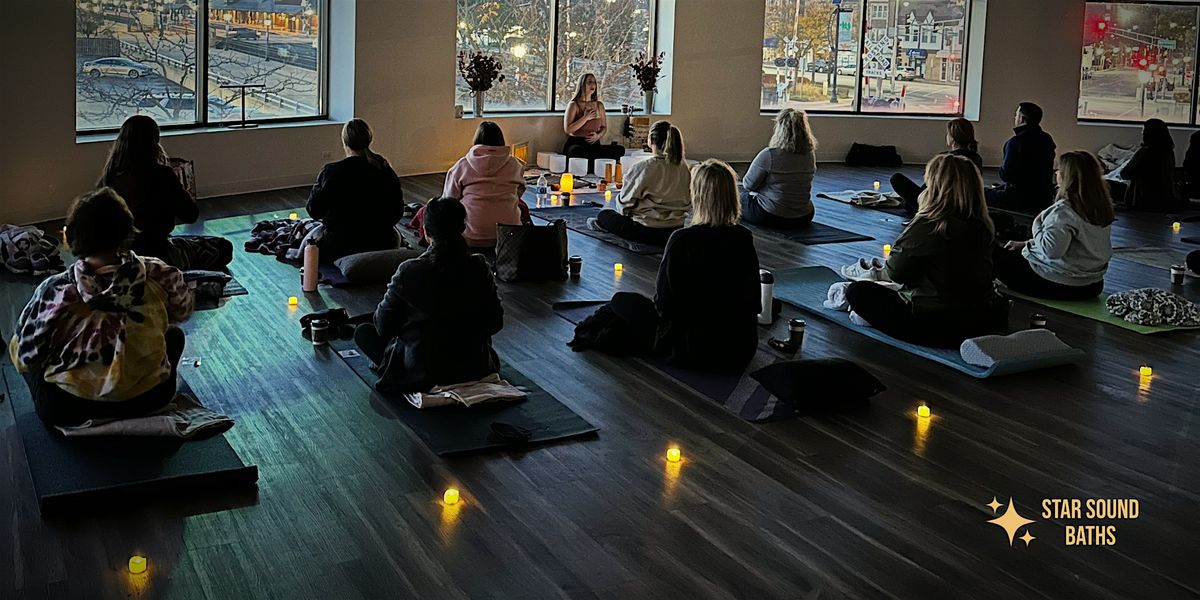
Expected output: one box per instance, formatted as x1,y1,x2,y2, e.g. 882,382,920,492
824,281,853,311
959,329,1073,368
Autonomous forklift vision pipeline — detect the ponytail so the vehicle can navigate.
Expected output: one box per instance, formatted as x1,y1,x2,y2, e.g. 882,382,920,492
649,120,684,165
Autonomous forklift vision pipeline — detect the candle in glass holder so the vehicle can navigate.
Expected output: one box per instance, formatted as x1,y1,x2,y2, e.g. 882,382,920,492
615,163,623,184
605,163,614,182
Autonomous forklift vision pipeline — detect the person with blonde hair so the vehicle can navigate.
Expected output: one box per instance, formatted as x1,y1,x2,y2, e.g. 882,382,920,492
654,159,761,370
846,154,1006,347
307,118,405,260
994,151,1114,300
562,72,625,173
741,108,818,228
890,117,983,215
589,120,690,245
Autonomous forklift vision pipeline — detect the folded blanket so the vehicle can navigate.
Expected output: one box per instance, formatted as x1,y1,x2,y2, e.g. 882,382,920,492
404,373,528,409
1106,288,1200,327
55,393,234,438
244,218,323,262
816,190,903,208
960,329,1074,368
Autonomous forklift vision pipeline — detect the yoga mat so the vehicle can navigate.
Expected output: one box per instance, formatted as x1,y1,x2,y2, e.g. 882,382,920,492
525,196,664,256
1113,247,1198,278
552,301,802,422
748,222,874,245
815,191,907,216
772,267,1086,378
317,263,353,287
1182,237,1200,246
1000,288,1200,335
330,339,598,456
2,363,258,517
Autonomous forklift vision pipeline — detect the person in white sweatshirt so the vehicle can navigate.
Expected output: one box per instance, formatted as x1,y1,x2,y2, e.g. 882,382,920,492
994,151,1114,300
588,120,691,246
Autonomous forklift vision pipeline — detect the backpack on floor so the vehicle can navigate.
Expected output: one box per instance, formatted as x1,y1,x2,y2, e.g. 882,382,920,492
845,143,903,168
494,220,568,282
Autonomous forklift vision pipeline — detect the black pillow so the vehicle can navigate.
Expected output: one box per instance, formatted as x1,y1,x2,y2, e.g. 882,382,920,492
750,358,885,412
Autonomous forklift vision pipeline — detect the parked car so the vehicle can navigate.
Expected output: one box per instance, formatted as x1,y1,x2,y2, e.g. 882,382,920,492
893,67,919,81
82,57,154,79
227,27,260,40
836,64,858,76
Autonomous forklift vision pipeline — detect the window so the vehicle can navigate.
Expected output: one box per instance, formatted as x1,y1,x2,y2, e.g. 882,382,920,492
1078,2,1199,125
76,0,327,133
761,0,971,116
456,0,656,113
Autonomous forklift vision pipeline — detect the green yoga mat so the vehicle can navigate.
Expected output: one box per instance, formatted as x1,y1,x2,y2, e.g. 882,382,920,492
772,267,1085,378
1000,289,1200,335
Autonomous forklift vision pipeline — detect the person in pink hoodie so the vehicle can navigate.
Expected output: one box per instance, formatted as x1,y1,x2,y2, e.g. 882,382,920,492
442,121,528,248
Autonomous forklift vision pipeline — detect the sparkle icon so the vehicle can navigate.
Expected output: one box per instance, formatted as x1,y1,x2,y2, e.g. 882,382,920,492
987,498,1036,546
1020,531,1036,546
987,497,1003,513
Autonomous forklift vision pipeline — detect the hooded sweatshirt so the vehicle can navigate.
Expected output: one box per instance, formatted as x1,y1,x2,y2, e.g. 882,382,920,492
9,253,193,401
443,144,527,246
1021,199,1112,286
618,156,692,228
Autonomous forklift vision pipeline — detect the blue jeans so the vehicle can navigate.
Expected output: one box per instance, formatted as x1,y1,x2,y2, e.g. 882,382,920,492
740,191,814,229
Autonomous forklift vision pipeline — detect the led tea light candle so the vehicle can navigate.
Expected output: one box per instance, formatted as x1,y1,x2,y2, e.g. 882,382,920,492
288,296,298,306
613,263,624,274
882,244,892,258
1139,364,1153,377
917,404,931,418
289,213,299,220
443,488,460,505
128,555,148,575
873,180,881,191
551,194,560,206
666,447,682,463
1173,221,1182,233
560,173,575,193
605,190,613,202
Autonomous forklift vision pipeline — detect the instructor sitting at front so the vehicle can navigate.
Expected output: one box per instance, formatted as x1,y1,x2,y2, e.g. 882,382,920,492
562,73,625,172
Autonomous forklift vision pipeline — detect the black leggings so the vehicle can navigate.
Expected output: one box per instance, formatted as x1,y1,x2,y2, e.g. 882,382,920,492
354,322,387,366
889,173,923,216
595,209,678,246
992,246,1104,301
845,282,1004,348
562,138,625,174
740,190,814,229
25,326,185,427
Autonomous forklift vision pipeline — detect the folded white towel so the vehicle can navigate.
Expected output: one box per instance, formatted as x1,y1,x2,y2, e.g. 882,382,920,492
404,373,528,409
56,393,233,438
959,329,1073,368
824,281,853,311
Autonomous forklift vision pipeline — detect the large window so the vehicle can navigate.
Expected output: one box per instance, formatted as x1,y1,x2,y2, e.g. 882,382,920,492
761,0,970,116
76,1,327,133
1078,2,1200,125
456,0,655,113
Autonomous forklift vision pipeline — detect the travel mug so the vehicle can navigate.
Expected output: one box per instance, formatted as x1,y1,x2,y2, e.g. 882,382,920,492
1171,265,1186,285
1030,313,1047,329
788,318,806,352
310,319,330,346
568,255,582,276
758,269,775,325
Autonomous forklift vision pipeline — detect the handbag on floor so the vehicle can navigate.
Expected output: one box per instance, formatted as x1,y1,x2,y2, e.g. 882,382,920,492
494,220,569,282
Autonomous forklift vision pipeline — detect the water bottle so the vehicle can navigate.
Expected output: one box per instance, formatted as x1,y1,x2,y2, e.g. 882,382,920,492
536,173,549,207
757,269,775,325
302,244,319,292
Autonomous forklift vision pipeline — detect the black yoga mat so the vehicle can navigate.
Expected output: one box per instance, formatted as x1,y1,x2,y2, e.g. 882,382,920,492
330,339,599,456
748,222,874,245
1184,237,1200,246
552,301,801,422
527,200,665,256
2,363,258,517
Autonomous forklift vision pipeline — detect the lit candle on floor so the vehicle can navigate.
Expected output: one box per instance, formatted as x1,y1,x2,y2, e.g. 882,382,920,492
443,488,460,505
605,190,613,202
873,180,881,191
128,555,148,575
289,213,298,220
288,296,298,306
551,194,559,206
882,244,892,258
666,447,681,463
560,172,575,193
614,263,623,274
1172,221,1182,233
1139,364,1153,377
917,404,931,418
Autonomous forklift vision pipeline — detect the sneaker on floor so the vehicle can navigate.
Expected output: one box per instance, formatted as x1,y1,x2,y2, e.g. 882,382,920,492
5,254,32,275
840,258,885,281
29,254,52,276
586,217,606,232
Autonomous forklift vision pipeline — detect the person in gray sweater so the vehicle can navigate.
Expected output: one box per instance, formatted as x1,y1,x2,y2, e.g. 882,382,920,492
993,151,1114,300
741,108,817,229
589,121,691,245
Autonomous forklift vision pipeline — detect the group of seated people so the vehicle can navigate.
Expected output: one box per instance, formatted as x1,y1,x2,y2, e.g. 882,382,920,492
11,83,1184,427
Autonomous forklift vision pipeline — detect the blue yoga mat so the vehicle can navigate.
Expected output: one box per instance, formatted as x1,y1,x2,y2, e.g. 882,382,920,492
772,267,1085,378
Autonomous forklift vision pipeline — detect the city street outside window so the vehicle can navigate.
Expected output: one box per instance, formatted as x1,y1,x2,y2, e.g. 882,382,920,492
761,0,970,116
76,0,326,133
1079,2,1199,125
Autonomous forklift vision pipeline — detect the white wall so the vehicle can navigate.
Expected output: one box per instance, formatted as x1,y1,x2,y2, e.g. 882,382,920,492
0,0,1190,225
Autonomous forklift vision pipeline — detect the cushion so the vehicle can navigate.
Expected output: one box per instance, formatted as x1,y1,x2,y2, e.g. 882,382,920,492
750,358,885,411
959,329,1073,368
333,248,422,284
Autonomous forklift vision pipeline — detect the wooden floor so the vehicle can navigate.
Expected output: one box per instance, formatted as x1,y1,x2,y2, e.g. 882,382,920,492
2,164,1199,599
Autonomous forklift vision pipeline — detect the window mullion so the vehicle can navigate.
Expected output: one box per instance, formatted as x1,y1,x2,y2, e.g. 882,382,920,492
549,0,561,111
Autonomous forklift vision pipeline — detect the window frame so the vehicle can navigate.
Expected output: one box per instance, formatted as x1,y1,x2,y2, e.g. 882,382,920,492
458,0,661,115
75,0,331,135
760,0,974,118
1077,0,1200,128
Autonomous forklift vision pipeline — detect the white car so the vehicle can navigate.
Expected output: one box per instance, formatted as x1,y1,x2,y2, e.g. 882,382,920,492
836,64,858,76
82,57,154,79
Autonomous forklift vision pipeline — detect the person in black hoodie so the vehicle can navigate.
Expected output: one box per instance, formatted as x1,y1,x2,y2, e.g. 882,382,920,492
353,197,503,394
99,116,233,270
1118,118,1183,212
891,118,984,215
1182,131,1200,200
848,154,1007,348
307,119,405,260
985,102,1057,213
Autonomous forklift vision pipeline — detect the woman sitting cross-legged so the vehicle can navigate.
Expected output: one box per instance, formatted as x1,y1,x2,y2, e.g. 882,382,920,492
588,121,690,246
307,118,406,261
442,120,528,249
993,151,1113,301
9,188,194,427
354,197,504,394
561,72,626,173
1117,118,1183,212
890,118,984,216
741,108,818,229
100,115,233,271
846,154,1007,348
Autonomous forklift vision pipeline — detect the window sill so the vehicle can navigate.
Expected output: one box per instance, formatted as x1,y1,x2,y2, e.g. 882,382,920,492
75,118,343,145
760,110,968,122
460,110,655,119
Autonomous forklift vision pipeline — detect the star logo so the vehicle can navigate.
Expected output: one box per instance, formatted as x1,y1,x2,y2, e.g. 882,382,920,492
986,498,1036,546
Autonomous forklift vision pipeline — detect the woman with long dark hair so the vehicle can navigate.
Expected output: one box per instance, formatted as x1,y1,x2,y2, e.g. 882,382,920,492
307,118,406,260
99,115,233,270
1118,118,1183,211
561,73,625,173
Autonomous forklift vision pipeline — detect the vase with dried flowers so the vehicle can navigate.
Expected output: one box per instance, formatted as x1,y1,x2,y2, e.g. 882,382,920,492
629,51,665,114
458,50,505,117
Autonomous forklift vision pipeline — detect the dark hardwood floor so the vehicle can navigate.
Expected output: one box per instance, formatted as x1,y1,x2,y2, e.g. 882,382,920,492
2,164,1198,599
